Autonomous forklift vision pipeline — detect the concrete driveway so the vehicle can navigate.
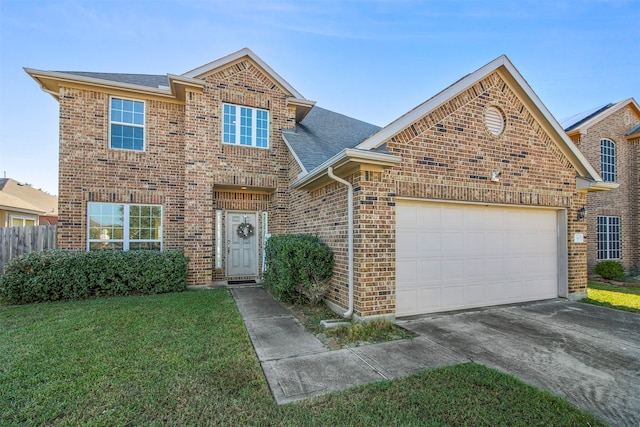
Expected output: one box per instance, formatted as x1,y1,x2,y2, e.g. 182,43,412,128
400,301,640,427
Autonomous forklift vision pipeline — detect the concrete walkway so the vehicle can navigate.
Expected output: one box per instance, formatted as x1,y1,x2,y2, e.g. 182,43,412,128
230,285,466,404
231,285,640,427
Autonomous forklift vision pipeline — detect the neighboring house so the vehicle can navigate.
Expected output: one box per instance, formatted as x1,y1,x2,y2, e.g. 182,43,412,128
26,49,612,319
0,178,58,227
561,99,640,274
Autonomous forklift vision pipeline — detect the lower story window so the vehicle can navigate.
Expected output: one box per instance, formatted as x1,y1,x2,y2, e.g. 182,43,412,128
88,202,162,251
597,216,620,260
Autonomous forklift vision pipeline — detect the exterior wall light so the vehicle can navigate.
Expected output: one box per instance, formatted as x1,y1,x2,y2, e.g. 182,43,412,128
577,207,586,221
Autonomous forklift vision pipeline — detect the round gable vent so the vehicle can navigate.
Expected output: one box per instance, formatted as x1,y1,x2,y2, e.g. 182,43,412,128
484,106,506,136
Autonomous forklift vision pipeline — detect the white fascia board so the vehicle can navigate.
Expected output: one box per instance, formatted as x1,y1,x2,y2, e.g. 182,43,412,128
292,148,400,189
281,132,308,175
181,48,305,99
24,68,175,98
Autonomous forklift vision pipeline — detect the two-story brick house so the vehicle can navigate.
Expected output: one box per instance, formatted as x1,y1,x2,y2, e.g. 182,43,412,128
26,48,612,318
562,99,640,274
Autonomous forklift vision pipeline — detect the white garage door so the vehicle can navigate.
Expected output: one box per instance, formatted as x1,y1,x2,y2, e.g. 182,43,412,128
396,201,559,316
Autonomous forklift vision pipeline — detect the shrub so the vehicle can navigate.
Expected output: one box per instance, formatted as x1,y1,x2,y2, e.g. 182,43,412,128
263,235,334,304
593,260,626,281
0,249,189,304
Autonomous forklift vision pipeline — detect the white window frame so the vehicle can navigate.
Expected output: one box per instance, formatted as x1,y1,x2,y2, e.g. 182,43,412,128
597,216,620,260
600,138,616,182
87,202,162,251
109,96,146,152
222,103,269,148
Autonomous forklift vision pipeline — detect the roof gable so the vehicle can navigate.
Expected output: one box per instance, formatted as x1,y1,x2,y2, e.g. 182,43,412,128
182,48,305,99
563,98,640,135
355,55,602,183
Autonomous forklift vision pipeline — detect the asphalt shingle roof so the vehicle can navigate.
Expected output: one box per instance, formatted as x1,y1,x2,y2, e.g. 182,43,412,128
60,72,169,89
627,123,640,136
282,106,382,172
560,103,614,131
0,178,58,214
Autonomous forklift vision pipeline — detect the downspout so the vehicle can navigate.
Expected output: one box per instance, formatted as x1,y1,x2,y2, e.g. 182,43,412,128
327,166,354,319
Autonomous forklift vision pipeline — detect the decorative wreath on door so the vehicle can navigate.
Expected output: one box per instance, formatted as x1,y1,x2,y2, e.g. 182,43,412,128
236,222,255,239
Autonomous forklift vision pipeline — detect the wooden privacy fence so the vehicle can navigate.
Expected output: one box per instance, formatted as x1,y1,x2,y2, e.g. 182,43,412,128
0,225,57,275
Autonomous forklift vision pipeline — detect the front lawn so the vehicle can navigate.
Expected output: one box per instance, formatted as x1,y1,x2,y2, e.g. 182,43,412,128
1,290,605,426
581,281,640,313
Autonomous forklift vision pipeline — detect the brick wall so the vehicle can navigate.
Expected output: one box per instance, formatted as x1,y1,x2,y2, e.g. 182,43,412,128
572,106,640,273
57,88,185,252
57,59,297,285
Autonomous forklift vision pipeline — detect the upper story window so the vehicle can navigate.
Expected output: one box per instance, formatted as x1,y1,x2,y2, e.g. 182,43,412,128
110,97,145,151
222,103,269,148
600,138,616,182
88,202,162,251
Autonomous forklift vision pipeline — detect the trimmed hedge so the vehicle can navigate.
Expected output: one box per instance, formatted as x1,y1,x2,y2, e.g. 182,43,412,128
593,260,625,281
0,249,188,304
263,234,334,304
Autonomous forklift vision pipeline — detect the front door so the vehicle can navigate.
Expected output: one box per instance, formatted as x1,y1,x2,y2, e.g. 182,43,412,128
226,212,258,277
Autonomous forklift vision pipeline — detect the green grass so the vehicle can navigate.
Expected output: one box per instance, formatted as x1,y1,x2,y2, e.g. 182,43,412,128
581,281,640,313
2,290,606,426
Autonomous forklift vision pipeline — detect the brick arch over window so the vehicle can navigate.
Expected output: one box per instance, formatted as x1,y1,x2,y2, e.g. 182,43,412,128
600,138,616,182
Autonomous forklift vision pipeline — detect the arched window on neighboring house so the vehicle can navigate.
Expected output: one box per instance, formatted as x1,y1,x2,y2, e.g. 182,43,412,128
600,138,617,182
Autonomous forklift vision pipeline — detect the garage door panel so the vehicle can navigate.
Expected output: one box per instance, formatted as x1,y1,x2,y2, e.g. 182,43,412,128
504,257,524,276
504,233,523,253
464,284,486,306
484,233,504,254
396,289,417,314
396,260,417,283
442,232,464,253
397,231,417,256
505,280,526,300
416,204,441,224
418,288,441,312
464,258,486,279
417,232,441,255
486,282,506,302
484,258,505,278
441,285,463,308
464,232,485,255
396,204,417,224
397,201,560,316
463,207,485,227
442,207,464,226
419,259,441,280
441,259,464,282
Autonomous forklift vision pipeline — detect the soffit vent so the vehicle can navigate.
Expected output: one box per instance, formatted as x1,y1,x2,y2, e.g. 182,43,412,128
485,106,506,136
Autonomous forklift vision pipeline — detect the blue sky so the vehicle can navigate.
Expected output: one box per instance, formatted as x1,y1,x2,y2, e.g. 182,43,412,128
1,0,638,195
